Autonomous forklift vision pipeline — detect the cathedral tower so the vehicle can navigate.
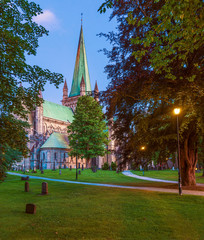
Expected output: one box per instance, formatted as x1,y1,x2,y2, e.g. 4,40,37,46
62,24,92,111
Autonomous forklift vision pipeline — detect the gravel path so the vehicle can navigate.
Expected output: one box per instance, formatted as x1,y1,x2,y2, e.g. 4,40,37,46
7,172,204,196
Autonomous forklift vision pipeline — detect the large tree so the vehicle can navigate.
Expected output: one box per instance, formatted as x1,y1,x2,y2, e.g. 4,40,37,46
67,96,109,167
0,0,63,181
99,0,204,185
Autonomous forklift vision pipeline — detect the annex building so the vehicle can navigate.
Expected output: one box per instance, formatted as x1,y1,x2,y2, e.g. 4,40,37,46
22,25,115,170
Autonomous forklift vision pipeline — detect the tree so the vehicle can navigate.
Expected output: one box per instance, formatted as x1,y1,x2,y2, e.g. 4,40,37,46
67,96,109,167
99,0,204,185
0,0,63,181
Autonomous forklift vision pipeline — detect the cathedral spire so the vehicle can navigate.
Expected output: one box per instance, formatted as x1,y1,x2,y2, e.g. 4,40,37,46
63,79,68,91
94,81,99,101
69,24,91,97
62,79,68,105
94,81,99,92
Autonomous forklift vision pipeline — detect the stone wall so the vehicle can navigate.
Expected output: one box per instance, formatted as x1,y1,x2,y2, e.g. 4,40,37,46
40,148,86,170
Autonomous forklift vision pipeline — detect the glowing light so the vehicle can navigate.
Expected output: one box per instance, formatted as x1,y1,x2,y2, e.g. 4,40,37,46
174,108,181,115
141,146,145,150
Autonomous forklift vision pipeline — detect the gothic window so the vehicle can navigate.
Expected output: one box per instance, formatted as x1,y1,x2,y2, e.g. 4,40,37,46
47,151,50,161
43,152,45,160
54,152,57,160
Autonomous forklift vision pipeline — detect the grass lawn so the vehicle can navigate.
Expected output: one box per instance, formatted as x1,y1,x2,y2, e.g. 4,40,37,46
0,175,204,240
131,169,204,184
10,169,147,185
9,169,204,191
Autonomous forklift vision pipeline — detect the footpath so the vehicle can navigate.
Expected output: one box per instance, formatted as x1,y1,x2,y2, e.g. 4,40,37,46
7,172,204,197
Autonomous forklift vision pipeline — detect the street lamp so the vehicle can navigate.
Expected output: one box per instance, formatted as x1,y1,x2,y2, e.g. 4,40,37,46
141,146,146,176
174,107,182,195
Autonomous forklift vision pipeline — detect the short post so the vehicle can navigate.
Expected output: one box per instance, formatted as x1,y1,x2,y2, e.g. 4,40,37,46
26,204,36,214
41,182,48,195
25,182,29,192
59,169,61,175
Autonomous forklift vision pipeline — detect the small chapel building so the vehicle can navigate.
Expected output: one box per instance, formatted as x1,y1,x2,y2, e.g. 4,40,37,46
21,24,115,170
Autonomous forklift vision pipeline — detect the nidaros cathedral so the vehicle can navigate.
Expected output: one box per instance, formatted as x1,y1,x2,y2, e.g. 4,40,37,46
21,25,115,170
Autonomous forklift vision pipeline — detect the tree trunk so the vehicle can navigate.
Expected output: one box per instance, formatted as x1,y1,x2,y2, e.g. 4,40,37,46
86,158,90,168
203,159,204,177
180,128,197,186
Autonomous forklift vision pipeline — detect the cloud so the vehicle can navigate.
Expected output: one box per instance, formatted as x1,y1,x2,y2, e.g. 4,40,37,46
33,9,60,31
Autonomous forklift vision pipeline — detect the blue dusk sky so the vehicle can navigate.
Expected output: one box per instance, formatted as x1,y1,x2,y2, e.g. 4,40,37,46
26,0,116,104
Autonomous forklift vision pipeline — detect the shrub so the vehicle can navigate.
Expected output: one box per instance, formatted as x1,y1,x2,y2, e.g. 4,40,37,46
102,162,109,170
111,162,116,171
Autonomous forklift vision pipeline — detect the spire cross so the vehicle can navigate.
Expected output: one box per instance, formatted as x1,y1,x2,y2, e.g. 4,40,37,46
81,13,83,25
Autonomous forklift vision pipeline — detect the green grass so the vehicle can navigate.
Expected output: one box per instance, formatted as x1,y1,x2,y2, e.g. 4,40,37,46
131,169,204,184
1,175,204,240
10,168,204,187
10,169,147,185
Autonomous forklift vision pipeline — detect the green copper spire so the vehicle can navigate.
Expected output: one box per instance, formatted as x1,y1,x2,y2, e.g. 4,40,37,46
69,25,91,97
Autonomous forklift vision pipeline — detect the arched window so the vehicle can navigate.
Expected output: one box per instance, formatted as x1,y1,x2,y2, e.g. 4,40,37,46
54,152,57,160
47,151,50,161
43,153,45,160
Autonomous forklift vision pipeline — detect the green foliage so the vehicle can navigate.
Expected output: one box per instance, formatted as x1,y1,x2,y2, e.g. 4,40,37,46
0,0,63,181
111,161,116,171
99,0,203,184
102,162,109,170
0,145,22,181
68,96,109,164
98,0,113,13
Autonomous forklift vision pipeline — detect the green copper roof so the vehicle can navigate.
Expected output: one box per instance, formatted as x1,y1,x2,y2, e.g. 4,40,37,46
69,25,92,97
43,100,74,123
41,132,69,149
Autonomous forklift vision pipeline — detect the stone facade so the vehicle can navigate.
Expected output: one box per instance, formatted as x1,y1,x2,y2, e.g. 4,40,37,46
18,25,116,171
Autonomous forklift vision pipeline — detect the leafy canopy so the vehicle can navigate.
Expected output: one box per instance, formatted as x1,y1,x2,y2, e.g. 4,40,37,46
98,0,203,176
68,96,109,161
0,0,63,180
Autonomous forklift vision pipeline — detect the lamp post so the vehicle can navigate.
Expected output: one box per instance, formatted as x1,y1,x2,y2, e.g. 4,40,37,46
141,146,146,176
174,107,182,195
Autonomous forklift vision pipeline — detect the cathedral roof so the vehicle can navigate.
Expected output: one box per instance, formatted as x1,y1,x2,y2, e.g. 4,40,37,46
41,132,69,149
43,100,74,123
69,25,91,97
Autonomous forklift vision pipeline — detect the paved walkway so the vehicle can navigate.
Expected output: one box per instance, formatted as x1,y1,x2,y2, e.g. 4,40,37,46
122,170,204,187
7,172,204,196
122,171,177,183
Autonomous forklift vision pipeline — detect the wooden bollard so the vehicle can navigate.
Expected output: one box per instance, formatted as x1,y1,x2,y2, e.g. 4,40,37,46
41,182,48,195
25,182,29,192
26,204,36,214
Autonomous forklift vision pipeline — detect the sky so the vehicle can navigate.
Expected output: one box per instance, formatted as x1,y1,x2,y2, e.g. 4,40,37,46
26,0,117,104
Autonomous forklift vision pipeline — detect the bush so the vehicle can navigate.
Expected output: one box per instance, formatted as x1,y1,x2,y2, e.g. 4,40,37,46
102,162,109,170
111,162,116,171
